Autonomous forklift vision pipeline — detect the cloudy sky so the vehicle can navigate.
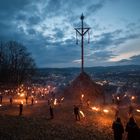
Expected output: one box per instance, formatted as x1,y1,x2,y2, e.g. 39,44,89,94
0,0,140,68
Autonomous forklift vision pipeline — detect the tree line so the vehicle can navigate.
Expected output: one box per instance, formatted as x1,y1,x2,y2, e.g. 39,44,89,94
0,41,36,85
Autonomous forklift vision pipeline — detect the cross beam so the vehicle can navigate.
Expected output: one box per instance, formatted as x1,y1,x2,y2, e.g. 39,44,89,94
75,13,90,73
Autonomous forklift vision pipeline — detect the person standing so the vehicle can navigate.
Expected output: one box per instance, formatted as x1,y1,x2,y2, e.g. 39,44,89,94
112,117,124,140
25,96,28,105
74,105,80,121
31,97,34,105
10,96,13,105
125,117,140,140
114,106,119,119
49,105,54,119
19,102,23,116
0,94,3,104
128,105,134,117
86,99,90,107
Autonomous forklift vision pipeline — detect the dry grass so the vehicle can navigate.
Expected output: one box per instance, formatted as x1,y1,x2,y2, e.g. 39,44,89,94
0,100,140,140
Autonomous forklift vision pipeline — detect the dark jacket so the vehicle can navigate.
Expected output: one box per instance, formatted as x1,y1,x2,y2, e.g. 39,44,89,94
112,121,124,140
125,121,140,140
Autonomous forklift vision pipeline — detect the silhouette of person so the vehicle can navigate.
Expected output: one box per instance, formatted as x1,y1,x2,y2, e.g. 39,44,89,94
31,97,34,105
25,96,28,104
87,99,90,107
48,99,50,105
49,105,54,119
74,105,80,121
125,117,140,140
10,96,13,105
0,94,3,104
52,92,55,100
19,102,23,116
128,105,134,117
112,98,115,104
112,117,124,140
115,106,119,119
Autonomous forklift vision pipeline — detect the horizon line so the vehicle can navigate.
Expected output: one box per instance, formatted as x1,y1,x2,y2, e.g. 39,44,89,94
36,64,140,69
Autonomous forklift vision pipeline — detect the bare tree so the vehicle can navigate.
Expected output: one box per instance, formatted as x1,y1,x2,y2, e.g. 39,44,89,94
0,41,36,85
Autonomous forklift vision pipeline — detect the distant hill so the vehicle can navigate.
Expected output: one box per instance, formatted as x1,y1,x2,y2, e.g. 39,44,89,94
36,65,140,76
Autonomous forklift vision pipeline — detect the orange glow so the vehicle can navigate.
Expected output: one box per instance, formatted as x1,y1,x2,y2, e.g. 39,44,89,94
20,93,25,97
131,96,135,100
21,101,23,104
81,94,84,98
61,97,64,101
79,110,85,117
91,106,100,112
54,98,57,105
117,97,120,100
103,109,109,113
136,109,140,113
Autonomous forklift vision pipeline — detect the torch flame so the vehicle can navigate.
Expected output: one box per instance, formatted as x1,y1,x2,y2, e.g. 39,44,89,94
91,106,100,112
21,101,23,104
61,97,64,101
20,93,25,97
136,109,140,113
79,110,85,118
54,98,57,105
103,109,109,113
81,94,84,98
117,96,120,100
131,96,135,100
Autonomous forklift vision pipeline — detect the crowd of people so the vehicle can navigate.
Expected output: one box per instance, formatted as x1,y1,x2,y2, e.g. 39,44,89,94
112,116,140,140
1,93,140,140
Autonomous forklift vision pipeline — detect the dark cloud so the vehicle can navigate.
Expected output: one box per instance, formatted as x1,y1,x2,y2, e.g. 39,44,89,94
86,1,105,16
0,0,30,20
89,51,115,61
28,16,42,25
117,55,140,65
53,28,64,39
92,29,140,50
27,29,37,35
0,0,140,67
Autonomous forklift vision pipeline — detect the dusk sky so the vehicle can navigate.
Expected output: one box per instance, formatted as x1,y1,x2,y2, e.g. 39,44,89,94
0,0,140,68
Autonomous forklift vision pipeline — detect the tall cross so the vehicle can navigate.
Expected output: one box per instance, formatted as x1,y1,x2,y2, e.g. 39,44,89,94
75,13,90,73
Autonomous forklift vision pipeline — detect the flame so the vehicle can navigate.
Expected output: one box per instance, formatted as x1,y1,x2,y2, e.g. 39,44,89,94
136,109,140,113
117,96,120,100
21,101,23,104
81,94,84,98
91,106,100,111
79,110,85,117
124,94,127,97
35,100,38,103
61,97,64,101
20,93,25,97
0,104,2,107
54,98,57,105
131,96,135,100
103,109,109,113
